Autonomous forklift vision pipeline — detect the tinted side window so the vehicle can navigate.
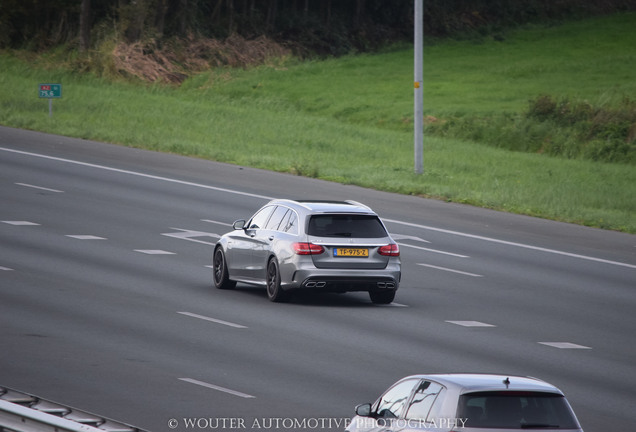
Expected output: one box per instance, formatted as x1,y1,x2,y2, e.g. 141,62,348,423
405,381,443,421
307,215,388,238
248,206,275,229
265,206,290,230
373,379,419,419
280,210,299,235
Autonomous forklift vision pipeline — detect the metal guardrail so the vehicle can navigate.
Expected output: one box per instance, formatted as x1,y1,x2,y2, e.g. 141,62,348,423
0,386,147,432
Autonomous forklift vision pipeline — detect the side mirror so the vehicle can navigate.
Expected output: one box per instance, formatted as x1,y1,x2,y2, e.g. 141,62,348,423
233,220,246,230
355,403,372,417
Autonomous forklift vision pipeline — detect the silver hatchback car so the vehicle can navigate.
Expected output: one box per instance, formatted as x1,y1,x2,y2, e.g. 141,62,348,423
213,199,401,303
346,374,583,432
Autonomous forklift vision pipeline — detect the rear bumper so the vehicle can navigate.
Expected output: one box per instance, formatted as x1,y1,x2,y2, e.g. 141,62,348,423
288,269,401,293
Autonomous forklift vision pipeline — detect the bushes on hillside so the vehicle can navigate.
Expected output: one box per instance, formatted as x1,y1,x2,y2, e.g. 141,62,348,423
527,95,636,163
425,95,636,165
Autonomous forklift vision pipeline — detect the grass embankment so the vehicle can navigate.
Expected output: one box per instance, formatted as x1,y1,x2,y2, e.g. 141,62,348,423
1,13,635,232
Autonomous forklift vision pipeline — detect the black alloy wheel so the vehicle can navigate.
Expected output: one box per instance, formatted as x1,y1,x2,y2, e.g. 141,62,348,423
213,247,236,290
266,257,289,303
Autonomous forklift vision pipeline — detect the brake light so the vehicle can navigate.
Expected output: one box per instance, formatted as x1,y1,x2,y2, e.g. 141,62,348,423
378,244,400,256
293,242,325,255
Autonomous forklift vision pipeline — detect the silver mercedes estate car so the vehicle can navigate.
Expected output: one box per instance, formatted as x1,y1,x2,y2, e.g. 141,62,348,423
213,199,401,303
346,374,583,432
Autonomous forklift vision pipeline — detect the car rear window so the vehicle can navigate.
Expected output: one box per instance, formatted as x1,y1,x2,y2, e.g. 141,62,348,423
307,215,388,238
457,391,580,429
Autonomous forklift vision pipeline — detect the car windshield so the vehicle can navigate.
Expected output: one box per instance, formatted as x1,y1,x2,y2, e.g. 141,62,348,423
457,391,579,429
307,215,388,238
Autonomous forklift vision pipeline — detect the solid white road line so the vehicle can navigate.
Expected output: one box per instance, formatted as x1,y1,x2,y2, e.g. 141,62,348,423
178,378,255,399
178,311,247,329
15,183,63,193
3,146,633,269
384,218,636,269
417,263,483,277
1,147,272,200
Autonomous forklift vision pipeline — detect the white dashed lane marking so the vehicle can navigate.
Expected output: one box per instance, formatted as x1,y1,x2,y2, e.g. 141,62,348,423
539,342,592,349
179,378,255,399
178,311,247,329
66,235,107,240
134,249,175,255
2,221,40,226
446,320,496,327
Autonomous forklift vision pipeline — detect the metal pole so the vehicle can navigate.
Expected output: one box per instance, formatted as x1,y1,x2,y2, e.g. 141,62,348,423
49,99,53,117
414,0,423,174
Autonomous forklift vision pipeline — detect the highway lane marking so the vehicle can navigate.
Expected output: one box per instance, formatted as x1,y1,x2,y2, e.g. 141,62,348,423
391,233,430,243
0,266,14,271
178,311,248,329
446,320,496,327
399,243,469,258
179,378,255,399
66,235,107,240
3,147,633,270
1,147,272,200
539,342,592,349
384,218,636,270
1,221,40,226
15,183,63,193
417,263,483,277
134,249,175,255
161,228,220,246
201,219,233,227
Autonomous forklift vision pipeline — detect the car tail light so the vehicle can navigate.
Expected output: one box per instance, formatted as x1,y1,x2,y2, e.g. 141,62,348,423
378,243,400,256
293,242,325,255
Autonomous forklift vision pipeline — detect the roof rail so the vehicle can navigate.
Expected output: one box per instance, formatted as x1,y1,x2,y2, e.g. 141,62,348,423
0,386,147,432
344,200,371,210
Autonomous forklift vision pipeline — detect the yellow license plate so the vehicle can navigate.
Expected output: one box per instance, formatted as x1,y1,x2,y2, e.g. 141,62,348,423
334,248,368,257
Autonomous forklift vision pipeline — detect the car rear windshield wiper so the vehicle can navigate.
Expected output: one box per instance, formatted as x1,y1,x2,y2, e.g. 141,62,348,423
521,424,560,429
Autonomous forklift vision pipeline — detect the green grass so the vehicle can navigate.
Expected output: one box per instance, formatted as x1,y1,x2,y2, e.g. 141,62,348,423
1,13,635,232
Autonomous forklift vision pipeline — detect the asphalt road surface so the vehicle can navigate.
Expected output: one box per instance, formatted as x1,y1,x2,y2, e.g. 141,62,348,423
1,126,635,432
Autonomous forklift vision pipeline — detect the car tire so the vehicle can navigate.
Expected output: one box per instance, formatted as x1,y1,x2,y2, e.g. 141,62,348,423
213,247,236,290
369,290,395,304
266,257,290,303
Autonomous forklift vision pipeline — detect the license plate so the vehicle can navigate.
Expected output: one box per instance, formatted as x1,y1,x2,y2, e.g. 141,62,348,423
334,248,368,257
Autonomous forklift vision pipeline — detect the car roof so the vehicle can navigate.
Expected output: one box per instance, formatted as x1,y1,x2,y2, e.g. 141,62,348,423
401,373,564,395
269,199,376,215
